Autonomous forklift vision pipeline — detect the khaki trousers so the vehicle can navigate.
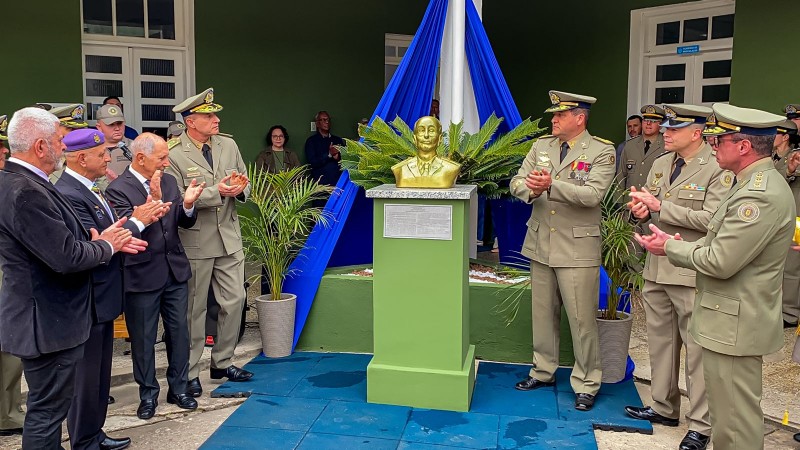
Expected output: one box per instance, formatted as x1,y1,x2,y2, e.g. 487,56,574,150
529,261,602,395
187,250,246,379
0,351,24,430
642,281,710,434
782,249,800,323
703,349,763,450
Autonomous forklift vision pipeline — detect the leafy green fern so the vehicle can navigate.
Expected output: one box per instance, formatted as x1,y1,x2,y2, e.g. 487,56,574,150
339,114,546,198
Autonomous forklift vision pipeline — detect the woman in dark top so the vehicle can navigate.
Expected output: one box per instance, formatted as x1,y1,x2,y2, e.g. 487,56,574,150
255,125,301,173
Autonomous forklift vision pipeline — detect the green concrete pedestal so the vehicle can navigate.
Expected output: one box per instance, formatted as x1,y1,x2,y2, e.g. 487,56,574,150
365,184,476,412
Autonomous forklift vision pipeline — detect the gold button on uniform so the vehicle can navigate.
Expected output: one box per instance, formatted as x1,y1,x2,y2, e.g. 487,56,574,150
689,194,694,198
550,227,556,232
550,210,556,215
715,305,720,309
665,193,671,198
555,175,560,180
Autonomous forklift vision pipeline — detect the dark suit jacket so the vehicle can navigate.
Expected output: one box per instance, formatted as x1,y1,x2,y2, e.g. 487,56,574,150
55,171,141,323
304,132,344,186
105,168,196,293
0,161,113,358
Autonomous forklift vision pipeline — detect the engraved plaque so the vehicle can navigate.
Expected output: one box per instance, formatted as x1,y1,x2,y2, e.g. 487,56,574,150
383,204,452,240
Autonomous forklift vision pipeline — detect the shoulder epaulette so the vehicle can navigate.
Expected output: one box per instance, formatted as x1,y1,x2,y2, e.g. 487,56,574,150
654,151,671,160
167,137,181,149
218,132,234,138
747,171,767,191
538,134,555,140
592,136,614,145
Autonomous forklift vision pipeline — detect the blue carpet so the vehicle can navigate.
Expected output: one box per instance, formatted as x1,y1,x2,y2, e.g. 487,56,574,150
202,352,651,449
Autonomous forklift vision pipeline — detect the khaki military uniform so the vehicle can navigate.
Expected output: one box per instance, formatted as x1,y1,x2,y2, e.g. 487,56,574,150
618,134,664,191
774,155,800,323
665,158,795,450
165,132,250,378
510,130,616,396
0,267,24,431
639,143,727,435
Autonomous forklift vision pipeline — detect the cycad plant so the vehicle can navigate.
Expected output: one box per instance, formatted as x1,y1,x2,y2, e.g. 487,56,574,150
339,114,546,197
239,165,334,299
598,182,645,320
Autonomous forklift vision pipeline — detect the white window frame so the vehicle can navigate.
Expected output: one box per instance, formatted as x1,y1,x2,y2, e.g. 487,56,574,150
80,0,187,47
627,0,735,114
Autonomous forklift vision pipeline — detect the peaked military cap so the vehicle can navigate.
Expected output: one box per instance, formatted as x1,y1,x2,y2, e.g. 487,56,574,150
63,128,105,152
173,87,223,117
0,115,7,141
640,104,666,121
784,104,800,119
661,104,712,129
167,120,186,137
49,104,88,129
777,119,798,135
96,104,125,125
703,103,785,136
544,90,596,113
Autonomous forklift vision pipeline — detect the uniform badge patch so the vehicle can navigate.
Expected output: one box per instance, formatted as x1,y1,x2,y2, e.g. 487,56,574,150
737,203,759,223
609,155,615,165
721,172,734,187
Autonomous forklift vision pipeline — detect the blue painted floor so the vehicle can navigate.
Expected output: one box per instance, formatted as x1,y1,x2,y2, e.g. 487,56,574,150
202,352,651,450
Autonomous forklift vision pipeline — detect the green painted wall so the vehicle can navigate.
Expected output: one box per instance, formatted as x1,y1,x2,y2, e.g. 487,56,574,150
483,0,693,144
193,1,429,164
2,1,84,113
729,0,800,113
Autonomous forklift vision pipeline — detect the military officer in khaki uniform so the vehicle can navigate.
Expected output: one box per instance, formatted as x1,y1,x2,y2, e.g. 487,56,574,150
785,103,800,129
624,104,725,450
637,103,794,450
510,91,616,411
0,116,24,437
774,119,800,327
618,105,666,191
166,88,253,397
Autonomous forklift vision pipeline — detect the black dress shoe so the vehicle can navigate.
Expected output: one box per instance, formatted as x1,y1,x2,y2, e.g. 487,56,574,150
99,436,132,450
136,399,157,420
187,377,203,398
0,427,23,436
108,395,115,404
624,405,679,426
784,320,798,329
794,432,800,443
167,391,198,410
514,376,555,391
210,365,253,382
679,430,710,450
575,393,595,411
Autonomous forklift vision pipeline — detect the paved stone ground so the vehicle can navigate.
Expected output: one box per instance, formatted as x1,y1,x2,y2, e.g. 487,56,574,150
2,279,800,449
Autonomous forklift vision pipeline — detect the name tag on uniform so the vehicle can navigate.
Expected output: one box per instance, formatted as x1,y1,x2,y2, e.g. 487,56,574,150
186,166,202,178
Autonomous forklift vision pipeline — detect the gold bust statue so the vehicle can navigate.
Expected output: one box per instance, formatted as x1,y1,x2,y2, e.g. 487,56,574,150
391,116,461,188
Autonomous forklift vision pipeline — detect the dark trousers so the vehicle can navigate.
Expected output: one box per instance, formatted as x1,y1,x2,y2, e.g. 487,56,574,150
67,321,113,450
21,343,85,450
125,278,190,400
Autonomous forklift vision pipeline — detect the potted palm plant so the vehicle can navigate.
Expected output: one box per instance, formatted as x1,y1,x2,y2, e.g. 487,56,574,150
239,165,334,357
596,182,645,383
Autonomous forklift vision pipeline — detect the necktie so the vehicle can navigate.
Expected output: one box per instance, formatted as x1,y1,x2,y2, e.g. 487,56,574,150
202,144,213,168
773,153,781,162
644,140,651,155
731,177,737,189
143,179,150,194
91,182,113,217
669,157,685,184
560,142,569,163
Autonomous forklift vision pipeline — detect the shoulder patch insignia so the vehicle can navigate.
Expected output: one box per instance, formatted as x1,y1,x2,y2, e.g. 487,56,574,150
608,154,616,165
167,137,181,149
720,172,734,187
737,202,760,223
593,136,614,145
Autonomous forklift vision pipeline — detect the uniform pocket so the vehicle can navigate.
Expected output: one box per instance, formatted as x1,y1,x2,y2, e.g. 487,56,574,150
678,189,707,210
522,218,540,254
696,291,739,346
180,227,200,248
572,225,601,260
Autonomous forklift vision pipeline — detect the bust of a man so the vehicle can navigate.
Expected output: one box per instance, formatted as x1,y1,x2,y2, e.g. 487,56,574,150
391,116,461,188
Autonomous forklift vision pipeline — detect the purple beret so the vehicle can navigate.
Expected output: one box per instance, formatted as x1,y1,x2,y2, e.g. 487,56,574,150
63,128,105,152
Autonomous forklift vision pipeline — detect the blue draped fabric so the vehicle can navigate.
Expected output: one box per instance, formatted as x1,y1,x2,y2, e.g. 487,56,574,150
284,0,449,350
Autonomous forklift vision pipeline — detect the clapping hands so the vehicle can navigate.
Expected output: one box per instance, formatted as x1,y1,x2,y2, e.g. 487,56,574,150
634,223,682,256
218,170,249,198
184,178,206,208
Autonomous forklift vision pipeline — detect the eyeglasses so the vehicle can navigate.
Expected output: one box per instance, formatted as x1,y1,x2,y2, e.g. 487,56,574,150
707,135,744,148
271,135,285,139
317,118,330,122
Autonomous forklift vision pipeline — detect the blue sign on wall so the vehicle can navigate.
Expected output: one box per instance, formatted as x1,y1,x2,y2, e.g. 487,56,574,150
677,45,700,55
